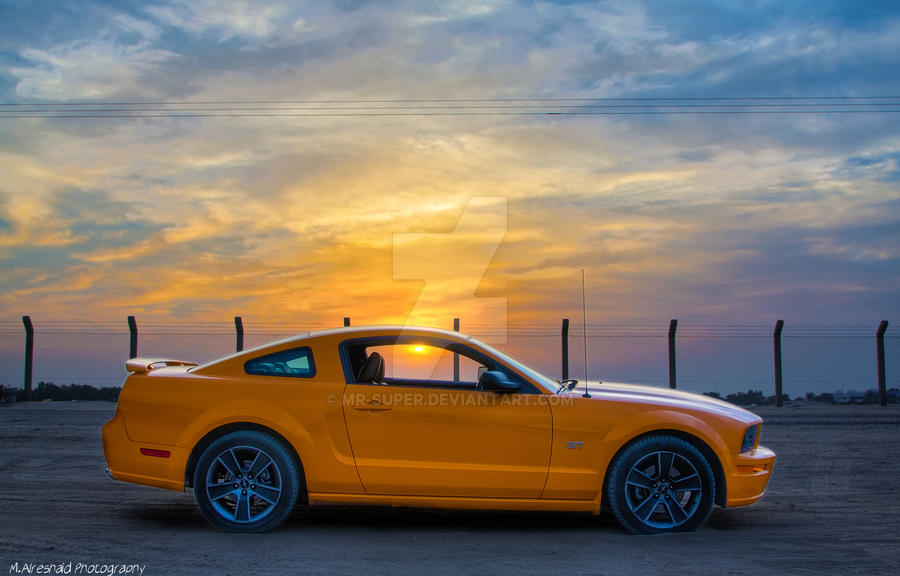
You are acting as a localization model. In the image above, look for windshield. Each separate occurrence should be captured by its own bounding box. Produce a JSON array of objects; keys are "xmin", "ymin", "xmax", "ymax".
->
[{"xmin": 467, "ymin": 336, "xmax": 560, "ymax": 394}]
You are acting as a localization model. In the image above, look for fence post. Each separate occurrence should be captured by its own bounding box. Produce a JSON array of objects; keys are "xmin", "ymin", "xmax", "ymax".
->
[
  {"xmin": 343, "ymin": 317, "xmax": 350, "ymax": 327},
  {"xmin": 128, "ymin": 315, "xmax": 138, "ymax": 359},
  {"xmin": 561, "ymin": 318, "xmax": 570, "ymax": 381},
  {"xmin": 774, "ymin": 319, "xmax": 784, "ymax": 407},
  {"xmin": 668, "ymin": 319, "xmax": 678, "ymax": 389},
  {"xmin": 23, "ymin": 316, "xmax": 34, "ymax": 402},
  {"xmin": 234, "ymin": 316, "xmax": 244, "ymax": 352},
  {"xmin": 877, "ymin": 320, "xmax": 889, "ymax": 407},
  {"xmin": 453, "ymin": 318, "xmax": 460, "ymax": 381}
]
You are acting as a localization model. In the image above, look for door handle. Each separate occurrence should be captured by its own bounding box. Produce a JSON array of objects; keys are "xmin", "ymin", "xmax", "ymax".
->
[{"xmin": 352, "ymin": 399, "xmax": 392, "ymax": 412}]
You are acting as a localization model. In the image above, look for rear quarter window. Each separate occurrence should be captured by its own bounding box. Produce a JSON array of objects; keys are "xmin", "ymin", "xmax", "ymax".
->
[{"xmin": 244, "ymin": 347, "xmax": 316, "ymax": 378}]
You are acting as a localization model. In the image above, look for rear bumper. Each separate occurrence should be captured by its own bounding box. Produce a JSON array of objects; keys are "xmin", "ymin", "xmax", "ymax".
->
[
  {"xmin": 102, "ymin": 410, "xmax": 188, "ymax": 492},
  {"xmin": 725, "ymin": 445, "xmax": 776, "ymax": 507}
]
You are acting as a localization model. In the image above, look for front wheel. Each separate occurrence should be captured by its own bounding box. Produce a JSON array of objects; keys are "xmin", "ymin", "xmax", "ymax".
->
[
  {"xmin": 193, "ymin": 430, "xmax": 300, "ymax": 533},
  {"xmin": 606, "ymin": 435, "xmax": 715, "ymax": 534}
]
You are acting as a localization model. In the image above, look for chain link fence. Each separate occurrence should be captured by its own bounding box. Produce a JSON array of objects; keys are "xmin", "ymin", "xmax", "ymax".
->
[{"xmin": 1, "ymin": 318, "xmax": 896, "ymax": 401}]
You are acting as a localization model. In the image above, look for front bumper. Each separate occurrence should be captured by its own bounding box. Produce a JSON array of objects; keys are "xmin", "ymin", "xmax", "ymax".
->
[{"xmin": 725, "ymin": 445, "xmax": 776, "ymax": 507}]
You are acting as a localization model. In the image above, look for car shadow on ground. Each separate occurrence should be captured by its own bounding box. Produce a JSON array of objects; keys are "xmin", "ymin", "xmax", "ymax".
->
[
  {"xmin": 122, "ymin": 498, "xmax": 770, "ymax": 534},
  {"xmin": 119, "ymin": 495, "xmax": 769, "ymax": 535},
  {"xmin": 287, "ymin": 504, "xmax": 622, "ymax": 533},
  {"xmin": 121, "ymin": 499, "xmax": 624, "ymax": 533}
]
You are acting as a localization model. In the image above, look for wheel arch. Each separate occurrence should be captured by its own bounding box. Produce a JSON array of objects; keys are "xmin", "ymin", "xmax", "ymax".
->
[
  {"xmin": 601, "ymin": 428, "xmax": 727, "ymax": 508},
  {"xmin": 184, "ymin": 422, "xmax": 308, "ymax": 504}
]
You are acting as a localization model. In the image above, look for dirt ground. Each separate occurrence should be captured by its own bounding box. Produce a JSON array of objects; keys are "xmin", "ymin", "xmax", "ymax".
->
[{"xmin": 1, "ymin": 401, "xmax": 899, "ymax": 576}]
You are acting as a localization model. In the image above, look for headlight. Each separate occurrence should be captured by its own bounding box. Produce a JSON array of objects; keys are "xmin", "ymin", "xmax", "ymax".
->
[{"xmin": 740, "ymin": 424, "xmax": 759, "ymax": 453}]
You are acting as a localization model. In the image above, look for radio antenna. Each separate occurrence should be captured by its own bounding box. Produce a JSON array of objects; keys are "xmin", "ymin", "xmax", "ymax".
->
[{"xmin": 581, "ymin": 269, "xmax": 591, "ymax": 398}]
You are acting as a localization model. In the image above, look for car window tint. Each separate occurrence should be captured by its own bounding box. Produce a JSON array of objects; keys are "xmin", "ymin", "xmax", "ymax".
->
[{"xmin": 245, "ymin": 347, "xmax": 316, "ymax": 378}]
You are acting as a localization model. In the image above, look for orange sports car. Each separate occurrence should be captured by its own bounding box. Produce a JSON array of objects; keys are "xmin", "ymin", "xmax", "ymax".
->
[{"xmin": 102, "ymin": 325, "xmax": 774, "ymax": 534}]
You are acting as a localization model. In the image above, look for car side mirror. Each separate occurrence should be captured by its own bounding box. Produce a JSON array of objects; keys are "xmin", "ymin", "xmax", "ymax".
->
[{"xmin": 479, "ymin": 370, "xmax": 520, "ymax": 393}]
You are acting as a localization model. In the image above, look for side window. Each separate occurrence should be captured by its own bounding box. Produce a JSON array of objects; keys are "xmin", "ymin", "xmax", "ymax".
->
[
  {"xmin": 245, "ymin": 347, "xmax": 316, "ymax": 378},
  {"xmin": 365, "ymin": 343, "xmax": 488, "ymax": 386}
]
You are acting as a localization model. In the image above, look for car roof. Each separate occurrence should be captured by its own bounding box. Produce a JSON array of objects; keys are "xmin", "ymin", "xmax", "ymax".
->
[
  {"xmin": 307, "ymin": 325, "xmax": 471, "ymax": 339},
  {"xmin": 192, "ymin": 325, "xmax": 472, "ymax": 373}
]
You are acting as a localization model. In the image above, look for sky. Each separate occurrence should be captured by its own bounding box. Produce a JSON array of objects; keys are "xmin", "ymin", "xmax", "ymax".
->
[{"xmin": 0, "ymin": 1, "xmax": 898, "ymax": 392}]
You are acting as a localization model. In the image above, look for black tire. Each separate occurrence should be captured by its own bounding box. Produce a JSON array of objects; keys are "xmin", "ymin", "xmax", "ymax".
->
[
  {"xmin": 193, "ymin": 430, "xmax": 300, "ymax": 533},
  {"xmin": 606, "ymin": 435, "xmax": 715, "ymax": 534}
]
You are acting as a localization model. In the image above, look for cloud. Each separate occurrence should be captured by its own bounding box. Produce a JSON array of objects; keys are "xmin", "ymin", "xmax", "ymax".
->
[
  {"xmin": 147, "ymin": 0, "xmax": 296, "ymax": 43},
  {"xmin": 567, "ymin": 3, "xmax": 900, "ymax": 98},
  {"xmin": 0, "ymin": 186, "xmax": 167, "ymax": 275},
  {"xmin": 840, "ymin": 151, "xmax": 900, "ymax": 182},
  {"xmin": 13, "ymin": 36, "xmax": 177, "ymax": 100},
  {"xmin": 1, "ymin": 0, "xmax": 899, "ymax": 333},
  {"xmin": 0, "ymin": 191, "xmax": 10, "ymax": 229}
]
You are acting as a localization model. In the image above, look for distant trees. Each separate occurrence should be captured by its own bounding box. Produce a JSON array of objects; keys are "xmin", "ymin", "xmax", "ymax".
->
[
  {"xmin": 723, "ymin": 389, "xmax": 768, "ymax": 406},
  {"xmin": 709, "ymin": 388, "xmax": 899, "ymax": 406},
  {"xmin": 0, "ymin": 382, "xmax": 120, "ymax": 403}
]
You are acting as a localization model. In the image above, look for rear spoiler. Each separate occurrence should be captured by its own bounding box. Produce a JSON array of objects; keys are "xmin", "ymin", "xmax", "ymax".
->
[{"xmin": 126, "ymin": 358, "xmax": 199, "ymax": 374}]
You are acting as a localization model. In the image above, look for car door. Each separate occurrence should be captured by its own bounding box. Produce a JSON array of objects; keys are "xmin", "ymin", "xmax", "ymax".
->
[{"xmin": 342, "ymin": 340, "xmax": 552, "ymax": 498}]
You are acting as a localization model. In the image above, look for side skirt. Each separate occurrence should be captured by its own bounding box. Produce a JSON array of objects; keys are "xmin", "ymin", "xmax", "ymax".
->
[{"xmin": 307, "ymin": 492, "xmax": 602, "ymax": 514}]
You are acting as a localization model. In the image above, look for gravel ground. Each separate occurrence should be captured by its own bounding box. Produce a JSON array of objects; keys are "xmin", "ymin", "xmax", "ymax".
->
[{"xmin": 1, "ymin": 401, "xmax": 899, "ymax": 575}]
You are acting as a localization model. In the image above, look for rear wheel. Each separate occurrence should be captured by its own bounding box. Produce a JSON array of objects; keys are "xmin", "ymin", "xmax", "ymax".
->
[
  {"xmin": 193, "ymin": 430, "xmax": 299, "ymax": 533},
  {"xmin": 606, "ymin": 435, "xmax": 715, "ymax": 534}
]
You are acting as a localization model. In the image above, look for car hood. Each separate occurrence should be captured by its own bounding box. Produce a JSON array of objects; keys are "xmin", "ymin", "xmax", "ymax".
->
[{"xmin": 561, "ymin": 381, "xmax": 761, "ymax": 424}]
